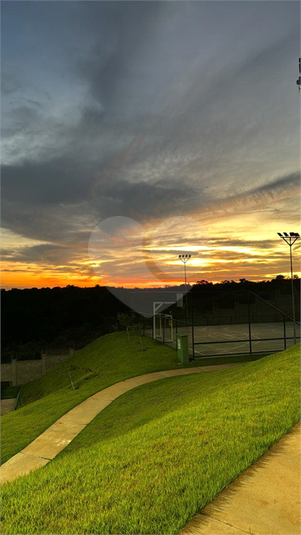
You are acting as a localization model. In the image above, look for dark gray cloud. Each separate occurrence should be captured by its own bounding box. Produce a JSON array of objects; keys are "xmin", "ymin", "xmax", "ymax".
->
[
  {"xmin": 75, "ymin": 2, "xmax": 164, "ymax": 112},
  {"xmin": 2, "ymin": 158, "xmax": 94, "ymax": 205},
  {"xmin": 92, "ymin": 177, "xmax": 205, "ymax": 221},
  {"xmin": 246, "ymin": 172, "xmax": 300, "ymax": 199},
  {"xmin": 1, "ymin": 199, "xmax": 96, "ymax": 244},
  {"xmin": 199, "ymin": 171, "xmax": 300, "ymax": 218},
  {"xmin": 1, "ymin": 244, "xmax": 69, "ymax": 264},
  {"xmin": 0, "ymin": 174, "xmax": 203, "ymax": 245},
  {"xmin": 232, "ymin": 171, "xmax": 299, "ymax": 203}
]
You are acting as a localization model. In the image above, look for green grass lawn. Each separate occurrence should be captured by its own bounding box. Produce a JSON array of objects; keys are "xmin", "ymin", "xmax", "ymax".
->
[
  {"xmin": 191, "ymin": 352, "xmax": 265, "ymax": 366},
  {"xmin": 1, "ymin": 344, "xmax": 300, "ymax": 535},
  {"xmin": 1, "ymin": 332, "xmax": 198, "ymax": 464}
]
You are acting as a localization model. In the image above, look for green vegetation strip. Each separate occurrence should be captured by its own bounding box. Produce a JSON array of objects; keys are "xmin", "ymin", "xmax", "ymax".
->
[
  {"xmin": 1, "ymin": 333, "xmax": 197, "ymax": 464},
  {"xmin": 192, "ymin": 352, "xmax": 265, "ymax": 366},
  {"xmin": 2, "ymin": 345, "xmax": 300, "ymax": 535}
]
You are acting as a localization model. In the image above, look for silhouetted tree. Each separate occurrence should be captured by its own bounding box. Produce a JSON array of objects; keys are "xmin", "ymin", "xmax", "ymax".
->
[{"xmin": 116, "ymin": 312, "xmax": 137, "ymax": 341}]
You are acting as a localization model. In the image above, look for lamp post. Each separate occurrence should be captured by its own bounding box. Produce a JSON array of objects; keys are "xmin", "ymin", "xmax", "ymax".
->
[
  {"xmin": 179, "ymin": 254, "xmax": 191, "ymax": 287},
  {"xmin": 296, "ymin": 57, "xmax": 301, "ymax": 91},
  {"xmin": 277, "ymin": 232, "xmax": 300, "ymax": 344},
  {"xmin": 179, "ymin": 254, "xmax": 192, "ymax": 322}
]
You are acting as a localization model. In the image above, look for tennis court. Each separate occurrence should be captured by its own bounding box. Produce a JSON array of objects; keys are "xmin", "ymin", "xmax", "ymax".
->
[{"xmin": 146, "ymin": 321, "xmax": 300, "ymax": 358}]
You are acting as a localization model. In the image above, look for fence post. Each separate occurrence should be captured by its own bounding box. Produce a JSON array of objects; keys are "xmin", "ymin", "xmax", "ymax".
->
[
  {"xmin": 191, "ymin": 304, "xmax": 195, "ymax": 359},
  {"xmin": 283, "ymin": 315, "xmax": 287, "ymax": 350},
  {"xmin": 163, "ymin": 315, "xmax": 165, "ymax": 344},
  {"xmin": 248, "ymin": 292, "xmax": 252, "ymax": 355}
]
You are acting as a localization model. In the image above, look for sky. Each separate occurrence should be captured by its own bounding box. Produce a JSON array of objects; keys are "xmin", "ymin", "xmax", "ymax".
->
[{"xmin": 1, "ymin": 1, "xmax": 300, "ymax": 289}]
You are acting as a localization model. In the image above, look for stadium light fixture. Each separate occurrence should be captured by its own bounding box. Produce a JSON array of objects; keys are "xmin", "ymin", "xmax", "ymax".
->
[
  {"xmin": 277, "ymin": 232, "xmax": 300, "ymax": 344},
  {"xmin": 178, "ymin": 254, "xmax": 192, "ymax": 287},
  {"xmin": 178, "ymin": 254, "xmax": 192, "ymax": 323}
]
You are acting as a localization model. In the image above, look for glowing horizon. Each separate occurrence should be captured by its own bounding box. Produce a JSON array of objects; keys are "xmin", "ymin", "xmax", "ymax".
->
[{"xmin": 2, "ymin": 222, "xmax": 300, "ymax": 290}]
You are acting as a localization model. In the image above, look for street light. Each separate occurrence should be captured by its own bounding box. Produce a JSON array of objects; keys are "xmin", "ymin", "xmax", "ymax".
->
[
  {"xmin": 296, "ymin": 57, "xmax": 301, "ymax": 91},
  {"xmin": 179, "ymin": 254, "xmax": 192, "ymax": 322},
  {"xmin": 277, "ymin": 232, "xmax": 300, "ymax": 344},
  {"xmin": 178, "ymin": 254, "xmax": 192, "ymax": 287}
]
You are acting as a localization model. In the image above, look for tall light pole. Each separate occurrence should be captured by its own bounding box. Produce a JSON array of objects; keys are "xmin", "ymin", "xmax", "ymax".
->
[
  {"xmin": 179, "ymin": 254, "xmax": 192, "ymax": 322},
  {"xmin": 179, "ymin": 254, "xmax": 192, "ymax": 287},
  {"xmin": 277, "ymin": 232, "xmax": 300, "ymax": 344},
  {"xmin": 296, "ymin": 57, "xmax": 301, "ymax": 91}
]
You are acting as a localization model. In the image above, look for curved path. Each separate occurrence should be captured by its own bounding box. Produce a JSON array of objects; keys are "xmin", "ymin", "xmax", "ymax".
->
[{"xmin": 1, "ymin": 363, "xmax": 237, "ymax": 484}]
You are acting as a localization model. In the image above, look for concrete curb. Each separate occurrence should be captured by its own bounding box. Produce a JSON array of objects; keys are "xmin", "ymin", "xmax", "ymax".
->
[
  {"xmin": 180, "ymin": 421, "xmax": 301, "ymax": 535},
  {"xmin": 13, "ymin": 385, "xmax": 23, "ymax": 411}
]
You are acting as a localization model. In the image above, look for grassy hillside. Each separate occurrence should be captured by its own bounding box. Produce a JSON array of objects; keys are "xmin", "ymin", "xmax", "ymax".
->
[
  {"xmin": 18, "ymin": 332, "xmax": 179, "ymax": 406},
  {"xmin": 1, "ymin": 332, "xmax": 194, "ymax": 464},
  {"xmin": 2, "ymin": 345, "xmax": 300, "ymax": 535}
]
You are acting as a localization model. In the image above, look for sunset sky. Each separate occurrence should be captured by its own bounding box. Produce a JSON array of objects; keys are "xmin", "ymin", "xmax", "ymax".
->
[{"xmin": 1, "ymin": 1, "xmax": 300, "ymax": 289}]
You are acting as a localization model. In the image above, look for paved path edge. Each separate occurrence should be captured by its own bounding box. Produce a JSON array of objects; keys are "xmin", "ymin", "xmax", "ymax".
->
[{"xmin": 180, "ymin": 421, "xmax": 301, "ymax": 535}]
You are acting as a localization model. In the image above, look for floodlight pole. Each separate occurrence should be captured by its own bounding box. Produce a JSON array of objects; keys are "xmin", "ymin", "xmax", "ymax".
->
[
  {"xmin": 296, "ymin": 57, "xmax": 301, "ymax": 91},
  {"xmin": 277, "ymin": 233, "xmax": 300, "ymax": 344},
  {"xmin": 179, "ymin": 254, "xmax": 191, "ymax": 287},
  {"xmin": 179, "ymin": 254, "xmax": 192, "ymax": 322}
]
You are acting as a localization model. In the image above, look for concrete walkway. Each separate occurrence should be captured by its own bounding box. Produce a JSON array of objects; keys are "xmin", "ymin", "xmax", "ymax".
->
[
  {"xmin": 181, "ymin": 421, "xmax": 300, "ymax": 535},
  {"xmin": 0, "ymin": 364, "xmax": 238, "ymax": 484}
]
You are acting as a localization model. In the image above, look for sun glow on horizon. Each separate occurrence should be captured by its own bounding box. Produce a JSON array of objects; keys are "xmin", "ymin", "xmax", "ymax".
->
[{"xmin": 2, "ymin": 210, "xmax": 300, "ymax": 290}]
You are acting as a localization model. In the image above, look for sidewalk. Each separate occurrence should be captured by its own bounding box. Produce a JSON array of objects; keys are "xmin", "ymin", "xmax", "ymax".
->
[
  {"xmin": 181, "ymin": 421, "xmax": 300, "ymax": 535},
  {"xmin": 0, "ymin": 363, "xmax": 238, "ymax": 484}
]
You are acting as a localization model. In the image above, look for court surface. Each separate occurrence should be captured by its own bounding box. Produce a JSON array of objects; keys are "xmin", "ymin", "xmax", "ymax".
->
[{"xmin": 147, "ymin": 322, "xmax": 300, "ymax": 357}]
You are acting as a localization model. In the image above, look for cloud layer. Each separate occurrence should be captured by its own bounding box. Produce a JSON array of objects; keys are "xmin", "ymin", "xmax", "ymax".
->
[{"xmin": 1, "ymin": 1, "xmax": 300, "ymax": 287}]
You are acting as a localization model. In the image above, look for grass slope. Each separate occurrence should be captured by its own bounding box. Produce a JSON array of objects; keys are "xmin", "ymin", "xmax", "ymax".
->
[
  {"xmin": 2, "ymin": 345, "xmax": 300, "ymax": 535},
  {"xmin": 1, "ymin": 332, "xmax": 194, "ymax": 464}
]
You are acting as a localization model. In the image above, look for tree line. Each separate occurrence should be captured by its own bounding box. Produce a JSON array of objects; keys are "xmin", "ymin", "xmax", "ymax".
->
[{"xmin": 1, "ymin": 277, "xmax": 299, "ymax": 360}]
